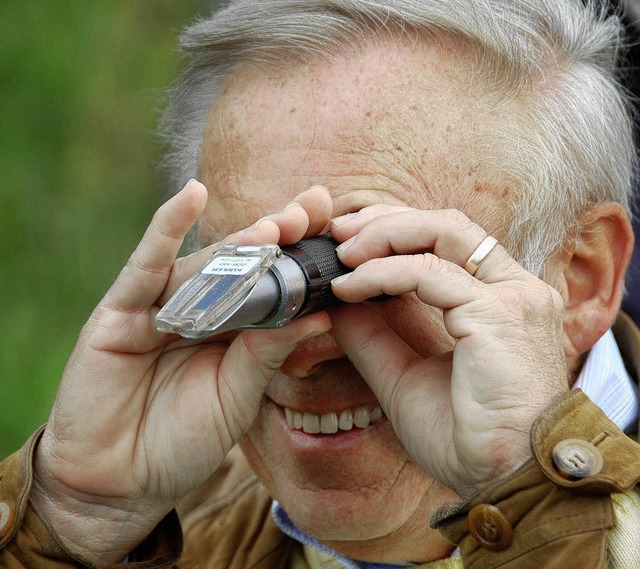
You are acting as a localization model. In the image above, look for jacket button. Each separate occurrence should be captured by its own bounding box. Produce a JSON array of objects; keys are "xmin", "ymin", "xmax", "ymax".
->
[
  {"xmin": 552, "ymin": 438, "xmax": 603, "ymax": 479},
  {"xmin": 0, "ymin": 502, "xmax": 13, "ymax": 538},
  {"xmin": 468, "ymin": 504, "xmax": 513, "ymax": 551}
]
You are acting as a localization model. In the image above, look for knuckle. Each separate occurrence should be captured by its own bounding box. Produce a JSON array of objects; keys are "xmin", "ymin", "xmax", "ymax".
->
[
  {"xmin": 363, "ymin": 257, "xmax": 387, "ymax": 273},
  {"xmin": 128, "ymin": 250, "xmax": 166, "ymax": 277},
  {"xmin": 497, "ymin": 279, "xmax": 564, "ymax": 325},
  {"xmin": 415, "ymin": 253, "xmax": 454, "ymax": 292},
  {"xmin": 548, "ymin": 287, "xmax": 565, "ymax": 313},
  {"xmin": 542, "ymin": 285, "xmax": 566, "ymax": 320},
  {"xmin": 351, "ymin": 318, "xmax": 389, "ymax": 356},
  {"xmin": 241, "ymin": 330, "xmax": 292, "ymax": 372},
  {"xmin": 497, "ymin": 287, "xmax": 524, "ymax": 315},
  {"xmin": 240, "ymin": 331, "xmax": 265, "ymax": 362},
  {"xmin": 150, "ymin": 208, "xmax": 183, "ymax": 241},
  {"xmin": 419, "ymin": 253, "xmax": 442, "ymax": 273},
  {"xmin": 443, "ymin": 209, "xmax": 472, "ymax": 229}
]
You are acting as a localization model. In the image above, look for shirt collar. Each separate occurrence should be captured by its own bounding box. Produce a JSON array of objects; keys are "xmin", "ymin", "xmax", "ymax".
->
[
  {"xmin": 573, "ymin": 329, "xmax": 638, "ymax": 432},
  {"xmin": 271, "ymin": 502, "xmax": 417, "ymax": 568}
]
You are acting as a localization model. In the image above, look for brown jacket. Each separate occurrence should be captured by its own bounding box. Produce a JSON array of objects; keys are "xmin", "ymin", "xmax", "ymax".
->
[{"xmin": 1, "ymin": 314, "xmax": 640, "ymax": 568}]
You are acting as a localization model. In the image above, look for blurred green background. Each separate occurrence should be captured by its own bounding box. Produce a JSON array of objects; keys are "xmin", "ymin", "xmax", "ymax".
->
[{"xmin": 1, "ymin": 1, "xmax": 208, "ymax": 458}]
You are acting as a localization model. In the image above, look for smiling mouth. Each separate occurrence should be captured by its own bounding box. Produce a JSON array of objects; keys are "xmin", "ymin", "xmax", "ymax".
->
[{"xmin": 283, "ymin": 405, "xmax": 385, "ymax": 435}]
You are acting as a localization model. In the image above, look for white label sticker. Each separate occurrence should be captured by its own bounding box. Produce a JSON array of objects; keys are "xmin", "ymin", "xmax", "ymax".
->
[{"xmin": 202, "ymin": 255, "xmax": 261, "ymax": 275}]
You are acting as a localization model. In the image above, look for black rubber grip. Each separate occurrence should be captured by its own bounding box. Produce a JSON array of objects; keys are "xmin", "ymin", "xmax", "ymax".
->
[{"xmin": 283, "ymin": 234, "xmax": 350, "ymax": 312}]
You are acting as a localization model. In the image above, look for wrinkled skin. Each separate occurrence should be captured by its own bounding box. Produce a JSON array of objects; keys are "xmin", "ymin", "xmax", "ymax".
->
[
  {"xmin": 31, "ymin": 38, "xmax": 632, "ymax": 565},
  {"xmin": 196, "ymin": 40, "xmax": 571, "ymax": 562}
]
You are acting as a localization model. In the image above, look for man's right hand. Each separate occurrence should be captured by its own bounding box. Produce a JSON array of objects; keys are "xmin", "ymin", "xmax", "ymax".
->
[{"xmin": 31, "ymin": 181, "xmax": 332, "ymax": 564}]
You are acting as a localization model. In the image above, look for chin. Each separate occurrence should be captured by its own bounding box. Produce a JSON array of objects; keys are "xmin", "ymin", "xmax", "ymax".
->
[
  {"xmin": 239, "ymin": 401, "xmax": 453, "ymax": 545},
  {"xmin": 274, "ymin": 465, "xmax": 437, "ymax": 543}
]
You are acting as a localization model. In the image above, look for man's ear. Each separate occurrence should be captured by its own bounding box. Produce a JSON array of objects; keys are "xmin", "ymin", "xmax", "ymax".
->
[{"xmin": 559, "ymin": 202, "xmax": 634, "ymax": 359}]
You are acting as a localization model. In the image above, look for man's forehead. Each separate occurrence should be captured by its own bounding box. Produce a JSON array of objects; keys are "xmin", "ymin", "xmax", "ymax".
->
[
  {"xmin": 203, "ymin": 38, "xmax": 482, "ymax": 149},
  {"xmin": 197, "ymin": 38, "xmax": 510, "ymax": 237}
]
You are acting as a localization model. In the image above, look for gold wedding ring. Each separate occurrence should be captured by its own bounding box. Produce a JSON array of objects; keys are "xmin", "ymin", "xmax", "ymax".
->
[{"xmin": 464, "ymin": 236, "xmax": 498, "ymax": 276}]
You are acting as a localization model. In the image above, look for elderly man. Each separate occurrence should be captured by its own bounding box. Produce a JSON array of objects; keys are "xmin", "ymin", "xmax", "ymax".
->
[{"xmin": 1, "ymin": 0, "xmax": 639, "ymax": 567}]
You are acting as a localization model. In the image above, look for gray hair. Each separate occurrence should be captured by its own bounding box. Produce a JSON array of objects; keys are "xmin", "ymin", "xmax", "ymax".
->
[{"xmin": 161, "ymin": 0, "xmax": 636, "ymax": 275}]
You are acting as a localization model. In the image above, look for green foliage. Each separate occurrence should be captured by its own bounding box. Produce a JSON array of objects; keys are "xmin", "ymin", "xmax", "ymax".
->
[{"xmin": 0, "ymin": 0, "xmax": 207, "ymax": 458}]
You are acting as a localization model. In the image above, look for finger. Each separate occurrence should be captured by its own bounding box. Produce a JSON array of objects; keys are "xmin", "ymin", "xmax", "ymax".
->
[
  {"xmin": 162, "ymin": 217, "xmax": 286, "ymax": 305},
  {"xmin": 330, "ymin": 204, "xmax": 413, "ymax": 241},
  {"xmin": 103, "ymin": 180, "xmax": 208, "ymax": 312},
  {"xmin": 331, "ymin": 304, "xmax": 458, "ymax": 484},
  {"xmin": 292, "ymin": 185, "xmax": 333, "ymax": 238},
  {"xmin": 332, "ymin": 253, "xmax": 485, "ymax": 311},
  {"xmin": 217, "ymin": 312, "xmax": 332, "ymax": 427},
  {"xmin": 252, "ymin": 203, "xmax": 311, "ymax": 245},
  {"xmin": 331, "ymin": 253, "xmax": 555, "ymax": 344},
  {"xmin": 250, "ymin": 185, "xmax": 333, "ymax": 244},
  {"xmin": 335, "ymin": 209, "xmax": 515, "ymax": 282},
  {"xmin": 161, "ymin": 187, "xmax": 333, "ymax": 304},
  {"xmin": 329, "ymin": 304, "xmax": 447, "ymax": 411}
]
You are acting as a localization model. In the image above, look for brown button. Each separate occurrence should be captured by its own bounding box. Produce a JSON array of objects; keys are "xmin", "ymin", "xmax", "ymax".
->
[
  {"xmin": 0, "ymin": 502, "xmax": 13, "ymax": 538},
  {"xmin": 468, "ymin": 504, "xmax": 513, "ymax": 551},
  {"xmin": 552, "ymin": 438, "xmax": 603, "ymax": 479}
]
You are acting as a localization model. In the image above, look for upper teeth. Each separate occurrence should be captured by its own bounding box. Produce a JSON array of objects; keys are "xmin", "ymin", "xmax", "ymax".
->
[{"xmin": 284, "ymin": 406, "xmax": 384, "ymax": 435}]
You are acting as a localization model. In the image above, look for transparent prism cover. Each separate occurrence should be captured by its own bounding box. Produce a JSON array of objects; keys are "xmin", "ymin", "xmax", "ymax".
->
[{"xmin": 155, "ymin": 243, "xmax": 281, "ymax": 338}]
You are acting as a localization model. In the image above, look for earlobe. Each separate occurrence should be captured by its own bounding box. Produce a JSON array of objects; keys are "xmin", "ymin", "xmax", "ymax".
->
[{"xmin": 561, "ymin": 202, "xmax": 634, "ymax": 359}]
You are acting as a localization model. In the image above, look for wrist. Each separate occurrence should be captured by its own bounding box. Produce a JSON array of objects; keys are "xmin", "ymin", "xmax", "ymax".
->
[
  {"xmin": 31, "ymin": 450, "xmax": 171, "ymax": 565},
  {"xmin": 450, "ymin": 433, "xmax": 533, "ymax": 500}
]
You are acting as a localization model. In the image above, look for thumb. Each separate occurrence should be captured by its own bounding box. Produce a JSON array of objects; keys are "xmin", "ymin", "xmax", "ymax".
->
[{"xmin": 218, "ymin": 312, "xmax": 333, "ymax": 417}]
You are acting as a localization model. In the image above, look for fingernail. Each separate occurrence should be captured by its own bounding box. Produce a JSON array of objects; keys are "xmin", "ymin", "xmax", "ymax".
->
[
  {"xmin": 336, "ymin": 235, "xmax": 356, "ymax": 255},
  {"xmin": 331, "ymin": 212, "xmax": 357, "ymax": 227},
  {"xmin": 331, "ymin": 273, "xmax": 352, "ymax": 286}
]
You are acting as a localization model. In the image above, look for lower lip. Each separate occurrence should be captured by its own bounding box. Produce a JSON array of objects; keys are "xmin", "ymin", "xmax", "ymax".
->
[{"xmin": 267, "ymin": 399, "xmax": 388, "ymax": 453}]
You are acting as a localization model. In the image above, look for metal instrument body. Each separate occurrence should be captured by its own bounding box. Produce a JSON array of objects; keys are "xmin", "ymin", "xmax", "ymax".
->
[{"xmin": 156, "ymin": 235, "xmax": 349, "ymax": 338}]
